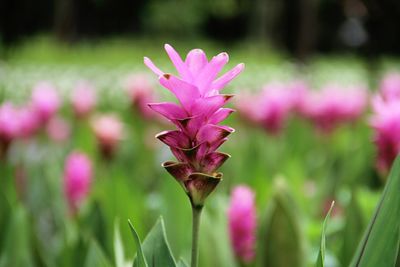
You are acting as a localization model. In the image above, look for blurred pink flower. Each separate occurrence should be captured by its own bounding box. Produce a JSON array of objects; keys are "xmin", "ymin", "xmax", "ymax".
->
[
  {"xmin": 124, "ymin": 74, "xmax": 155, "ymax": 119},
  {"xmin": 0, "ymin": 102, "xmax": 21, "ymax": 143},
  {"xmin": 228, "ymin": 185, "xmax": 257, "ymax": 264},
  {"xmin": 31, "ymin": 82, "xmax": 60, "ymax": 123},
  {"xmin": 145, "ymin": 44, "xmax": 244, "ymax": 206},
  {"xmin": 46, "ymin": 116, "xmax": 71, "ymax": 143},
  {"xmin": 71, "ymin": 81, "xmax": 97, "ymax": 118},
  {"xmin": 237, "ymin": 83, "xmax": 294, "ymax": 134},
  {"xmin": 64, "ymin": 151, "xmax": 93, "ymax": 214},
  {"xmin": 91, "ymin": 114, "xmax": 124, "ymax": 159},
  {"xmin": 302, "ymin": 84, "xmax": 368, "ymax": 133},
  {"xmin": 370, "ymin": 95, "xmax": 400, "ymax": 175},
  {"xmin": 18, "ymin": 105, "xmax": 41, "ymax": 139},
  {"xmin": 379, "ymin": 73, "xmax": 400, "ymax": 102}
]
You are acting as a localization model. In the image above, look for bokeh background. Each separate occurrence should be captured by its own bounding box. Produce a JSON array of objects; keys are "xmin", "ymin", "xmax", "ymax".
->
[{"xmin": 1, "ymin": 1, "xmax": 400, "ymax": 267}]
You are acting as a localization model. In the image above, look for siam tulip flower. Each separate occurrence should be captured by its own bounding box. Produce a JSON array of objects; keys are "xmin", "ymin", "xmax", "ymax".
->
[
  {"xmin": 369, "ymin": 95, "xmax": 400, "ymax": 175},
  {"xmin": 124, "ymin": 74, "xmax": 156, "ymax": 119},
  {"xmin": 145, "ymin": 44, "xmax": 244, "ymax": 267},
  {"xmin": 90, "ymin": 114, "xmax": 124, "ymax": 159},
  {"xmin": 228, "ymin": 185, "xmax": 257, "ymax": 264},
  {"xmin": 31, "ymin": 82, "xmax": 60, "ymax": 124},
  {"xmin": 64, "ymin": 151, "xmax": 93, "ymax": 215},
  {"xmin": 71, "ymin": 81, "xmax": 97, "ymax": 118},
  {"xmin": 0, "ymin": 102, "xmax": 21, "ymax": 159},
  {"xmin": 46, "ymin": 116, "xmax": 71, "ymax": 143},
  {"xmin": 17, "ymin": 105, "xmax": 41, "ymax": 139},
  {"xmin": 302, "ymin": 84, "xmax": 368, "ymax": 133},
  {"xmin": 236, "ymin": 83, "xmax": 294, "ymax": 135},
  {"xmin": 288, "ymin": 80, "xmax": 309, "ymax": 114},
  {"xmin": 145, "ymin": 44, "xmax": 244, "ymax": 207},
  {"xmin": 379, "ymin": 73, "xmax": 400, "ymax": 102}
]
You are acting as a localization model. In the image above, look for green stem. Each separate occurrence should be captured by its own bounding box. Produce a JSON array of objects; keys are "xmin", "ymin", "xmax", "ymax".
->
[{"xmin": 191, "ymin": 205, "xmax": 203, "ymax": 267}]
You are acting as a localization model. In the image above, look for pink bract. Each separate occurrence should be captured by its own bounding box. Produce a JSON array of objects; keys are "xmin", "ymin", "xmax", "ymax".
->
[
  {"xmin": 64, "ymin": 151, "xmax": 92, "ymax": 214},
  {"xmin": 124, "ymin": 74, "xmax": 156, "ymax": 119},
  {"xmin": 145, "ymin": 44, "xmax": 244, "ymax": 206},
  {"xmin": 71, "ymin": 81, "xmax": 97, "ymax": 118},
  {"xmin": 31, "ymin": 82, "xmax": 60, "ymax": 123},
  {"xmin": 228, "ymin": 185, "xmax": 257, "ymax": 264}
]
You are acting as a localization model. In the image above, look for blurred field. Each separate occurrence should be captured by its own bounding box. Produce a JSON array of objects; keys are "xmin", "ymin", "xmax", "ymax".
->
[{"xmin": 1, "ymin": 36, "xmax": 400, "ymax": 267}]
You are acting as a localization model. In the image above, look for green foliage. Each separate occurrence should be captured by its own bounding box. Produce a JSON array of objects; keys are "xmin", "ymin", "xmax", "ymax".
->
[
  {"xmin": 261, "ymin": 179, "xmax": 305, "ymax": 267},
  {"xmin": 131, "ymin": 217, "xmax": 176, "ymax": 267},
  {"xmin": 350, "ymin": 156, "xmax": 400, "ymax": 267},
  {"xmin": 316, "ymin": 201, "xmax": 334, "ymax": 267},
  {"xmin": 84, "ymin": 240, "xmax": 113, "ymax": 267}
]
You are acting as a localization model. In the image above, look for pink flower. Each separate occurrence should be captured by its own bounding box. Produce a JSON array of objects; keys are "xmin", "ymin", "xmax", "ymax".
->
[
  {"xmin": 0, "ymin": 102, "xmax": 21, "ymax": 143},
  {"xmin": 46, "ymin": 116, "xmax": 71, "ymax": 143},
  {"xmin": 31, "ymin": 82, "xmax": 60, "ymax": 123},
  {"xmin": 90, "ymin": 114, "xmax": 124, "ymax": 159},
  {"xmin": 64, "ymin": 151, "xmax": 93, "ymax": 214},
  {"xmin": 237, "ymin": 83, "xmax": 294, "ymax": 134},
  {"xmin": 228, "ymin": 185, "xmax": 256, "ymax": 264},
  {"xmin": 18, "ymin": 105, "xmax": 40, "ymax": 139},
  {"xmin": 302, "ymin": 84, "xmax": 368, "ymax": 133},
  {"xmin": 379, "ymin": 73, "xmax": 400, "ymax": 102},
  {"xmin": 71, "ymin": 81, "xmax": 97, "ymax": 118},
  {"xmin": 124, "ymin": 74, "xmax": 156, "ymax": 119},
  {"xmin": 145, "ymin": 44, "xmax": 244, "ymax": 206},
  {"xmin": 370, "ymin": 95, "xmax": 400, "ymax": 175}
]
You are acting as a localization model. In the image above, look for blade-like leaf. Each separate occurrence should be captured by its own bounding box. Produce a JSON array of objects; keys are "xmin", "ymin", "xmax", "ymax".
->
[
  {"xmin": 128, "ymin": 220, "xmax": 148, "ymax": 267},
  {"xmin": 137, "ymin": 217, "xmax": 176, "ymax": 267},
  {"xmin": 84, "ymin": 240, "xmax": 112, "ymax": 267},
  {"xmin": 316, "ymin": 201, "xmax": 335, "ymax": 267},
  {"xmin": 115, "ymin": 220, "xmax": 130, "ymax": 267},
  {"xmin": 350, "ymin": 156, "xmax": 400, "ymax": 267},
  {"xmin": 261, "ymin": 179, "xmax": 305, "ymax": 267},
  {"xmin": 176, "ymin": 258, "xmax": 189, "ymax": 267}
]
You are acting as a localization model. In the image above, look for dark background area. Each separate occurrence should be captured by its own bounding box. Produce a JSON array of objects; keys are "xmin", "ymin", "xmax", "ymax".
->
[{"xmin": 1, "ymin": 0, "xmax": 400, "ymax": 59}]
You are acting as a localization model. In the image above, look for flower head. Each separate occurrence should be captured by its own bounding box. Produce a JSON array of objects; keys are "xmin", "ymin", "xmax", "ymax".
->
[
  {"xmin": 237, "ymin": 83, "xmax": 294, "ymax": 135},
  {"xmin": 124, "ymin": 74, "xmax": 156, "ymax": 119},
  {"xmin": 64, "ymin": 151, "xmax": 92, "ymax": 214},
  {"xmin": 18, "ymin": 105, "xmax": 40, "ymax": 139},
  {"xmin": 228, "ymin": 185, "xmax": 257, "ymax": 264},
  {"xmin": 31, "ymin": 82, "xmax": 60, "ymax": 123},
  {"xmin": 0, "ymin": 102, "xmax": 21, "ymax": 143},
  {"xmin": 71, "ymin": 81, "xmax": 97, "ymax": 118},
  {"xmin": 302, "ymin": 84, "xmax": 368, "ymax": 133},
  {"xmin": 370, "ymin": 95, "xmax": 400, "ymax": 175},
  {"xmin": 379, "ymin": 73, "xmax": 400, "ymax": 102},
  {"xmin": 145, "ymin": 44, "xmax": 244, "ymax": 207},
  {"xmin": 90, "ymin": 114, "xmax": 124, "ymax": 159}
]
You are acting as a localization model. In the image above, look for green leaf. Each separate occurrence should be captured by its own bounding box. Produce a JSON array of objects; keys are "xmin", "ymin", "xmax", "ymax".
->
[
  {"xmin": 0, "ymin": 205, "xmax": 34, "ymax": 267},
  {"xmin": 128, "ymin": 220, "xmax": 148, "ymax": 267},
  {"xmin": 115, "ymin": 220, "xmax": 130, "ymax": 267},
  {"xmin": 341, "ymin": 193, "xmax": 364, "ymax": 266},
  {"xmin": 261, "ymin": 179, "xmax": 305, "ymax": 267},
  {"xmin": 350, "ymin": 156, "xmax": 400, "ymax": 267},
  {"xmin": 316, "ymin": 201, "xmax": 335, "ymax": 267},
  {"xmin": 132, "ymin": 217, "xmax": 176, "ymax": 267},
  {"xmin": 176, "ymin": 258, "xmax": 189, "ymax": 267},
  {"xmin": 84, "ymin": 240, "xmax": 113, "ymax": 267}
]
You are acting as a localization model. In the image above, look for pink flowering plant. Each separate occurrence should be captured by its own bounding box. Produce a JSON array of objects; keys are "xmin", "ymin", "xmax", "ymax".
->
[{"xmin": 141, "ymin": 44, "xmax": 244, "ymax": 267}]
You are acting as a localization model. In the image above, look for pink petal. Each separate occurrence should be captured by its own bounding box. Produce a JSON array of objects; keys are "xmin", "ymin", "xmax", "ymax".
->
[
  {"xmin": 156, "ymin": 130, "xmax": 191, "ymax": 149},
  {"xmin": 148, "ymin": 102, "xmax": 186, "ymax": 120},
  {"xmin": 197, "ymin": 124, "xmax": 234, "ymax": 144},
  {"xmin": 185, "ymin": 49, "xmax": 208, "ymax": 75},
  {"xmin": 164, "ymin": 44, "xmax": 193, "ymax": 81},
  {"xmin": 195, "ymin": 52, "xmax": 229, "ymax": 95},
  {"xmin": 162, "ymin": 161, "xmax": 193, "ymax": 182},
  {"xmin": 159, "ymin": 74, "xmax": 200, "ymax": 111},
  {"xmin": 173, "ymin": 115, "xmax": 203, "ymax": 139},
  {"xmin": 212, "ymin": 63, "xmax": 245, "ymax": 91},
  {"xmin": 144, "ymin": 57, "xmax": 163, "ymax": 76},
  {"xmin": 201, "ymin": 152, "xmax": 230, "ymax": 173},
  {"xmin": 209, "ymin": 108, "xmax": 235, "ymax": 124},
  {"xmin": 191, "ymin": 95, "xmax": 234, "ymax": 118}
]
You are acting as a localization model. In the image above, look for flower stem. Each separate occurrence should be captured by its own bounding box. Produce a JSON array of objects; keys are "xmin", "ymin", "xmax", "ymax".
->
[{"xmin": 191, "ymin": 205, "xmax": 203, "ymax": 267}]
